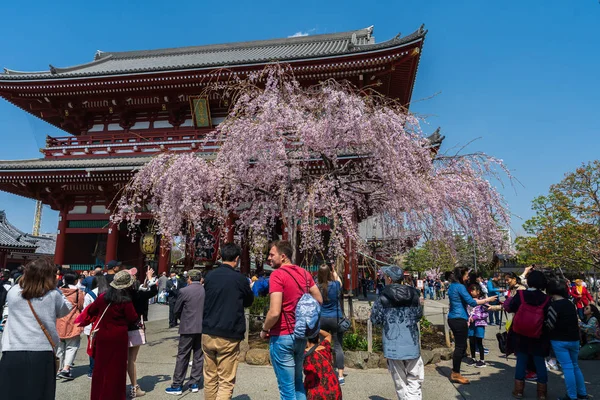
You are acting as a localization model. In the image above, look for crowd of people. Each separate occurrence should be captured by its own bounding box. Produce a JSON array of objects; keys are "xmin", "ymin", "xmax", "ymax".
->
[
  {"xmin": 443, "ymin": 265, "xmax": 599, "ymax": 400},
  {"xmin": 0, "ymin": 249, "xmax": 599, "ymax": 400}
]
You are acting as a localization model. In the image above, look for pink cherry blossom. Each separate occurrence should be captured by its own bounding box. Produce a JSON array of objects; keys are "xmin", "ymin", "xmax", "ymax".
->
[{"xmin": 111, "ymin": 65, "xmax": 511, "ymax": 261}]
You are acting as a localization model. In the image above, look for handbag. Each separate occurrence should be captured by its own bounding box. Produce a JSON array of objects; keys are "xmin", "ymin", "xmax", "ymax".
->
[
  {"xmin": 128, "ymin": 318, "xmax": 147, "ymax": 347},
  {"xmin": 495, "ymin": 309, "xmax": 507, "ymax": 355},
  {"xmin": 27, "ymin": 299, "xmax": 60, "ymax": 372}
]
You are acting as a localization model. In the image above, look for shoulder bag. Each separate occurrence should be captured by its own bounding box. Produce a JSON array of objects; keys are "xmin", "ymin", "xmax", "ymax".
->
[
  {"xmin": 128, "ymin": 317, "xmax": 147, "ymax": 347},
  {"xmin": 27, "ymin": 299, "xmax": 60, "ymax": 372},
  {"xmin": 89, "ymin": 302, "xmax": 111, "ymax": 350},
  {"xmin": 335, "ymin": 282, "xmax": 351, "ymax": 333}
]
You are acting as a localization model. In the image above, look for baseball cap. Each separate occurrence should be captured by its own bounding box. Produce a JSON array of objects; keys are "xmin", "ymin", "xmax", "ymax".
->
[
  {"xmin": 107, "ymin": 260, "xmax": 122, "ymax": 269},
  {"xmin": 187, "ymin": 269, "xmax": 202, "ymax": 280},
  {"xmin": 380, "ymin": 266, "xmax": 404, "ymax": 282}
]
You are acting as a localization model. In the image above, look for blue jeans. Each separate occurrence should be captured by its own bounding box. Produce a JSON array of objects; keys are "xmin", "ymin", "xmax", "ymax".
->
[
  {"xmin": 515, "ymin": 352, "xmax": 547, "ymax": 383},
  {"xmin": 88, "ymin": 356, "xmax": 94, "ymax": 375},
  {"xmin": 428, "ymin": 287, "xmax": 434, "ymax": 300},
  {"xmin": 551, "ymin": 340, "xmax": 587, "ymax": 399},
  {"xmin": 269, "ymin": 335, "xmax": 307, "ymax": 400}
]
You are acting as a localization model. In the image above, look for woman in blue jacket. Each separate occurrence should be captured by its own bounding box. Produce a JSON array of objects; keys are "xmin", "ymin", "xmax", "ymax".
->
[{"xmin": 445, "ymin": 267, "xmax": 497, "ymax": 385}]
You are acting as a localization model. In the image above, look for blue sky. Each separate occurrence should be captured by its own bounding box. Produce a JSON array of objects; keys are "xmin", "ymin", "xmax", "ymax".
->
[{"xmin": 0, "ymin": 0, "xmax": 598, "ymax": 238}]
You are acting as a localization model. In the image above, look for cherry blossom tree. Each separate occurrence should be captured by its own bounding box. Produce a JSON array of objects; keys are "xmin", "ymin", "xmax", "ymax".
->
[{"xmin": 111, "ymin": 66, "xmax": 511, "ymax": 263}]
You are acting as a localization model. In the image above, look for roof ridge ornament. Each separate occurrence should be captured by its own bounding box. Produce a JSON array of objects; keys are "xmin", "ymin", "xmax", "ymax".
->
[
  {"xmin": 95, "ymin": 50, "xmax": 104, "ymax": 60},
  {"xmin": 49, "ymin": 65, "xmax": 57, "ymax": 75}
]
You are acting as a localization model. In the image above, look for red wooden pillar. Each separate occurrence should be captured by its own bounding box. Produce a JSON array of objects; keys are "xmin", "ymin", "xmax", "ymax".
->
[
  {"xmin": 158, "ymin": 237, "xmax": 171, "ymax": 275},
  {"xmin": 281, "ymin": 219, "xmax": 289, "ymax": 241},
  {"xmin": 240, "ymin": 230, "xmax": 250, "ymax": 274},
  {"xmin": 343, "ymin": 239, "xmax": 358, "ymax": 293},
  {"xmin": 0, "ymin": 251, "xmax": 6, "ymax": 269},
  {"xmin": 54, "ymin": 209, "xmax": 68, "ymax": 266},
  {"xmin": 225, "ymin": 215, "xmax": 235, "ymax": 243},
  {"xmin": 105, "ymin": 222, "xmax": 119, "ymax": 264}
]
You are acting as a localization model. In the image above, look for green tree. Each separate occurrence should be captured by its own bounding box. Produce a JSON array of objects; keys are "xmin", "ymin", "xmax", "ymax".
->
[
  {"xmin": 518, "ymin": 161, "xmax": 600, "ymax": 272},
  {"xmin": 404, "ymin": 235, "xmax": 494, "ymax": 274}
]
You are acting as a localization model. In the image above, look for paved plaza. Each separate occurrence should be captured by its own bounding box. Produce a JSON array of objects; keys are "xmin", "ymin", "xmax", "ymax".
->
[{"xmin": 2, "ymin": 300, "xmax": 600, "ymax": 399}]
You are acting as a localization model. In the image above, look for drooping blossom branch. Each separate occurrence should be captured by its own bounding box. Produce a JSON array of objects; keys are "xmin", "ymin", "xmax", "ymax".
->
[{"xmin": 111, "ymin": 65, "xmax": 511, "ymax": 262}]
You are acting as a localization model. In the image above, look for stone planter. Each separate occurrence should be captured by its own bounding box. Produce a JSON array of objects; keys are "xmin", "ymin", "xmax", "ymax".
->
[{"xmin": 245, "ymin": 349, "xmax": 270, "ymax": 365}]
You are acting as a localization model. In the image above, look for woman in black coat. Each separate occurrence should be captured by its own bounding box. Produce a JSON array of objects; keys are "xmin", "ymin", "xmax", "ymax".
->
[{"xmin": 127, "ymin": 268, "xmax": 159, "ymax": 398}]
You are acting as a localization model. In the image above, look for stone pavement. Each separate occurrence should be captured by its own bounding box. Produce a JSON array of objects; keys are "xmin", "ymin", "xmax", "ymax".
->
[{"xmin": 3, "ymin": 301, "xmax": 600, "ymax": 399}]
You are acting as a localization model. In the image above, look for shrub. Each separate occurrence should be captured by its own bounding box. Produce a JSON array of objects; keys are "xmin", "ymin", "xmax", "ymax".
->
[
  {"xmin": 343, "ymin": 332, "xmax": 369, "ymax": 351},
  {"xmin": 248, "ymin": 296, "xmax": 270, "ymax": 316}
]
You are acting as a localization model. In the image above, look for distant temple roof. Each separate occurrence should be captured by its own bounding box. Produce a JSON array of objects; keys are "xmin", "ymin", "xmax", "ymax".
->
[
  {"xmin": 0, "ymin": 25, "xmax": 426, "ymax": 80},
  {"xmin": 0, "ymin": 156, "xmax": 153, "ymax": 171},
  {"xmin": 0, "ymin": 210, "xmax": 56, "ymax": 254}
]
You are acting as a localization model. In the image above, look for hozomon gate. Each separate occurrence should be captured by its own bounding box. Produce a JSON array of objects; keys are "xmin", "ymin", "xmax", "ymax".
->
[{"xmin": 0, "ymin": 25, "xmax": 426, "ymax": 286}]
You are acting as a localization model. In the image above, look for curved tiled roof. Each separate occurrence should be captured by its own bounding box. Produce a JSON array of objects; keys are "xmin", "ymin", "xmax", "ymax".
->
[
  {"xmin": 0, "ymin": 210, "xmax": 37, "ymax": 248},
  {"xmin": 0, "ymin": 211, "xmax": 56, "ymax": 253},
  {"xmin": 0, "ymin": 156, "xmax": 153, "ymax": 170},
  {"xmin": 0, "ymin": 25, "xmax": 426, "ymax": 80}
]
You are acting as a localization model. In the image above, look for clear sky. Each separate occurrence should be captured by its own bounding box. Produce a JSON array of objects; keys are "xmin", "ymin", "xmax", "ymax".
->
[{"xmin": 0, "ymin": 0, "xmax": 598, "ymax": 238}]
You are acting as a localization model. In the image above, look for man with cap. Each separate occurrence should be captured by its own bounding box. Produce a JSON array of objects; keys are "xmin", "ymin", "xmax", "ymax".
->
[
  {"xmin": 165, "ymin": 269, "xmax": 205, "ymax": 395},
  {"xmin": 371, "ymin": 266, "xmax": 424, "ymax": 400},
  {"xmin": 104, "ymin": 260, "xmax": 122, "ymax": 284}
]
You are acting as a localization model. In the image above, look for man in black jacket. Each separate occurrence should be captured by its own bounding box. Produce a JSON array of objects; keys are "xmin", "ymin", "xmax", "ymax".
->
[
  {"xmin": 202, "ymin": 243, "xmax": 254, "ymax": 400},
  {"xmin": 166, "ymin": 270, "xmax": 186, "ymax": 328}
]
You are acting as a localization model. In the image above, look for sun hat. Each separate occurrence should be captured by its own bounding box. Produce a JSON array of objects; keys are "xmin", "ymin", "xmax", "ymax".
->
[{"xmin": 110, "ymin": 270, "xmax": 135, "ymax": 290}]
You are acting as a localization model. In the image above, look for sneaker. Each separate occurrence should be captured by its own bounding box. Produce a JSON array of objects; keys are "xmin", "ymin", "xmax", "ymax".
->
[
  {"xmin": 577, "ymin": 395, "xmax": 590, "ymax": 400},
  {"xmin": 525, "ymin": 372, "xmax": 537, "ymax": 382},
  {"xmin": 483, "ymin": 347, "xmax": 490, "ymax": 355},
  {"xmin": 57, "ymin": 370, "xmax": 74, "ymax": 380},
  {"xmin": 165, "ymin": 386, "xmax": 183, "ymax": 395},
  {"xmin": 546, "ymin": 359, "xmax": 559, "ymax": 371},
  {"xmin": 465, "ymin": 358, "xmax": 476, "ymax": 367},
  {"xmin": 87, "ymin": 373, "xmax": 93, "ymax": 380},
  {"xmin": 475, "ymin": 360, "xmax": 486, "ymax": 368},
  {"xmin": 189, "ymin": 384, "xmax": 199, "ymax": 393},
  {"xmin": 338, "ymin": 377, "xmax": 345, "ymax": 385},
  {"xmin": 557, "ymin": 396, "xmax": 576, "ymax": 400}
]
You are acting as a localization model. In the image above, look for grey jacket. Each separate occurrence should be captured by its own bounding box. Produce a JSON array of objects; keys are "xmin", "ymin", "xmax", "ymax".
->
[
  {"xmin": 2, "ymin": 287, "xmax": 71, "ymax": 352},
  {"xmin": 370, "ymin": 283, "xmax": 423, "ymax": 360},
  {"xmin": 174, "ymin": 282, "xmax": 205, "ymax": 335}
]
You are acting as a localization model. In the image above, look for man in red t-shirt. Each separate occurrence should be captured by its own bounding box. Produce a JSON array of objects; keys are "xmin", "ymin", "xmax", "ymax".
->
[{"xmin": 261, "ymin": 240, "xmax": 322, "ymax": 400}]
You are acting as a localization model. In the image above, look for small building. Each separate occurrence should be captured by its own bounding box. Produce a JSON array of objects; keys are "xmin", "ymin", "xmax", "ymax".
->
[{"xmin": 0, "ymin": 211, "xmax": 56, "ymax": 270}]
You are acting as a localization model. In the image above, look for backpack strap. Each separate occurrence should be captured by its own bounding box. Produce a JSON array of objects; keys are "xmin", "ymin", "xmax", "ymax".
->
[
  {"xmin": 280, "ymin": 267, "xmax": 308, "ymax": 294},
  {"xmin": 304, "ymin": 339, "xmax": 325, "ymax": 358},
  {"xmin": 518, "ymin": 289, "xmax": 525, "ymax": 304},
  {"xmin": 87, "ymin": 290, "xmax": 97, "ymax": 301}
]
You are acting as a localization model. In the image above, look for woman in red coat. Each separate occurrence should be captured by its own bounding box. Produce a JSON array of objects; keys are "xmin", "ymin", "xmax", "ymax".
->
[
  {"xmin": 82, "ymin": 270, "xmax": 138, "ymax": 400},
  {"xmin": 571, "ymin": 279, "xmax": 593, "ymax": 320}
]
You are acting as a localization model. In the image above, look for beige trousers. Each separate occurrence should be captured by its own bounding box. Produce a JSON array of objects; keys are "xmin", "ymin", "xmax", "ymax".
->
[
  {"xmin": 202, "ymin": 334, "xmax": 241, "ymax": 400},
  {"xmin": 388, "ymin": 357, "xmax": 424, "ymax": 400}
]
